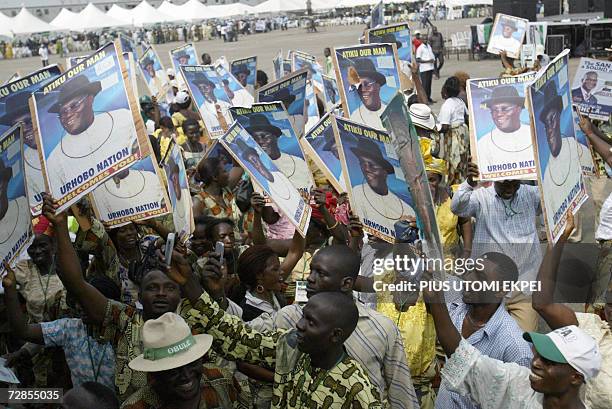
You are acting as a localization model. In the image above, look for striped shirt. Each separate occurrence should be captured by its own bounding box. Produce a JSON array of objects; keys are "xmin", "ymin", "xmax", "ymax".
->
[
  {"xmin": 450, "ymin": 181, "xmax": 542, "ymax": 283},
  {"xmin": 435, "ymin": 302, "xmax": 533, "ymax": 409},
  {"xmin": 247, "ymin": 301, "xmax": 419, "ymax": 409}
]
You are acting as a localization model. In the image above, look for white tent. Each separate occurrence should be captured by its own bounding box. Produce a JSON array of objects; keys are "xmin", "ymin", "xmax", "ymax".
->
[
  {"xmin": 335, "ymin": 0, "xmax": 379, "ymax": 7},
  {"xmin": 70, "ymin": 3, "xmax": 130, "ymax": 31},
  {"xmin": 445, "ymin": 0, "xmax": 491, "ymax": 5},
  {"xmin": 158, "ymin": 1, "xmax": 185, "ymax": 20},
  {"xmin": 207, "ymin": 3, "xmax": 255, "ymax": 18},
  {"xmin": 107, "ymin": 4, "xmax": 134, "ymax": 25},
  {"xmin": 253, "ymin": 0, "xmax": 305, "ymax": 13},
  {"xmin": 130, "ymin": 0, "xmax": 181, "ymax": 25},
  {"xmin": 176, "ymin": 0, "xmax": 211, "ymax": 20},
  {"xmin": 310, "ymin": 0, "xmax": 341, "ymax": 10},
  {"xmin": 50, "ymin": 8, "xmax": 78, "ymax": 29},
  {"xmin": 0, "ymin": 12, "xmax": 13, "ymax": 38},
  {"xmin": 10, "ymin": 7, "xmax": 62, "ymax": 35}
]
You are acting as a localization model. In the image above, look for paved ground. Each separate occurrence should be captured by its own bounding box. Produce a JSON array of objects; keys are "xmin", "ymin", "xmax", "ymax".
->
[{"xmin": 0, "ymin": 18, "xmax": 600, "ymax": 243}]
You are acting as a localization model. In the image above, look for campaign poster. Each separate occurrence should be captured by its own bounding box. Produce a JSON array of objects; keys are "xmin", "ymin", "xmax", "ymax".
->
[
  {"xmin": 258, "ymin": 69, "xmax": 308, "ymax": 138},
  {"xmin": 292, "ymin": 51, "xmax": 324, "ymax": 92},
  {"xmin": 230, "ymin": 102, "xmax": 314, "ymax": 194},
  {"xmin": 571, "ymin": 58, "xmax": 612, "ymax": 121},
  {"xmin": 123, "ymin": 53, "xmax": 138, "ymax": 102},
  {"xmin": 2, "ymin": 73, "xmax": 20, "ymax": 86},
  {"xmin": 215, "ymin": 64, "xmax": 254, "ymax": 108},
  {"xmin": 304, "ymin": 81, "xmax": 320, "ymax": 133},
  {"xmin": 180, "ymin": 65, "xmax": 233, "ymax": 139},
  {"xmin": 366, "ymin": 23, "xmax": 412, "ymax": 83},
  {"xmin": 0, "ymin": 65, "xmax": 62, "ymax": 215},
  {"xmin": 221, "ymin": 122, "xmax": 311, "ymax": 237},
  {"xmin": 0, "ymin": 125, "xmax": 32, "ymax": 276},
  {"xmin": 333, "ymin": 116, "xmax": 416, "ymax": 242},
  {"xmin": 66, "ymin": 56, "xmax": 89, "ymax": 68},
  {"xmin": 31, "ymin": 41, "xmax": 148, "ymax": 213},
  {"xmin": 163, "ymin": 144, "xmax": 194, "ymax": 236},
  {"xmin": 370, "ymin": 1, "xmax": 384, "ymax": 29},
  {"xmin": 333, "ymin": 43, "xmax": 402, "ymax": 131},
  {"xmin": 283, "ymin": 60, "xmax": 292, "ymax": 76},
  {"xmin": 202, "ymin": 139, "xmax": 234, "ymax": 173},
  {"xmin": 380, "ymin": 93, "xmax": 444, "ymax": 263},
  {"xmin": 301, "ymin": 113, "xmax": 346, "ymax": 193},
  {"xmin": 139, "ymin": 47, "xmax": 173, "ymax": 103},
  {"xmin": 231, "ymin": 56, "xmax": 257, "ymax": 96},
  {"xmin": 273, "ymin": 51, "xmax": 284, "ymax": 81},
  {"xmin": 572, "ymin": 113, "xmax": 598, "ymax": 176},
  {"xmin": 467, "ymin": 72, "xmax": 537, "ymax": 181},
  {"xmin": 487, "ymin": 13, "xmax": 528, "ymax": 59},
  {"xmin": 170, "ymin": 43, "xmax": 199, "ymax": 71},
  {"xmin": 119, "ymin": 33, "xmax": 139, "ymax": 60},
  {"xmin": 526, "ymin": 22, "xmax": 547, "ymax": 53},
  {"xmin": 527, "ymin": 50, "xmax": 587, "ymax": 244},
  {"xmin": 322, "ymin": 74, "xmax": 340, "ymax": 112},
  {"xmin": 90, "ymin": 155, "xmax": 171, "ymax": 228}
]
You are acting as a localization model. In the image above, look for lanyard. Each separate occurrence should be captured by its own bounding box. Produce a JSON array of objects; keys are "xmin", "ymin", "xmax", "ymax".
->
[
  {"xmin": 36, "ymin": 260, "xmax": 55, "ymax": 318},
  {"xmin": 86, "ymin": 336, "xmax": 107, "ymax": 383}
]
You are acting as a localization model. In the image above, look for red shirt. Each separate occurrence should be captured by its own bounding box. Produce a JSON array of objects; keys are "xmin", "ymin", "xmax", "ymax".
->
[{"xmin": 412, "ymin": 37, "xmax": 422, "ymax": 50}]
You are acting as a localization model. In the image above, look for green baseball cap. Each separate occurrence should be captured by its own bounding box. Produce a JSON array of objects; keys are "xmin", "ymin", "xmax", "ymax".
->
[{"xmin": 523, "ymin": 331, "xmax": 567, "ymax": 364}]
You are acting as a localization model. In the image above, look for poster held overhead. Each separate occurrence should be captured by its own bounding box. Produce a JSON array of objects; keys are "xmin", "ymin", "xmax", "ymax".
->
[
  {"xmin": 139, "ymin": 47, "xmax": 173, "ymax": 104},
  {"xmin": 366, "ymin": 23, "xmax": 412, "ymax": 87},
  {"xmin": 231, "ymin": 56, "xmax": 257, "ymax": 96},
  {"xmin": 487, "ymin": 13, "xmax": 528, "ymax": 59},
  {"xmin": 571, "ymin": 57, "xmax": 612, "ymax": 121},
  {"xmin": 258, "ymin": 69, "xmax": 308, "ymax": 138},
  {"xmin": 163, "ymin": 144, "xmax": 194, "ymax": 236}
]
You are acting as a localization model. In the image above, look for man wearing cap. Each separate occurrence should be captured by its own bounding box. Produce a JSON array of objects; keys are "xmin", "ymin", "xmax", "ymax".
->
[
  {"xmin": 141, "ymin": 56, "xmax": 169, "ymax": 101},
  {"xmin": 0, "ymin": 157, "xmax": 28, "ymax": 251},
  {"xmin": 348, "ymin": 58, "xmax": 389, "ymax": 130},
  {"xmin": 122, "ymin": 312, "xmax": 241, "ymax": 409},
  {"xmin": 349, "ymin": 138, "xmax": 416, "ymax": 235},
  {"xmin": 260, "ymin": 87, "xmax": 306, "ymax": 138},
  {"xmin": 477, "ymin": 85, "xmax": 534, "ymax": 177},
  {"xmin": 538, "ymin": 81, "xmax": 581, "ymax": 217},
  {"xmin": 0, "ymin": 92, "xmax": 46, "ymax": 213},
  {"xmin": 232, "ymin": 63, "xmax": 254, "ymax": 95},
  {"xmin": 45, "ymin": 75, "xmax": 137, "ymax": 198},
  {"xmin": 175, "ymin": 50, "xmax": 192, "ymax": 67},
  {"xmin": 491, "ymin": 18, "xmax": 522, "ymax": 56},
  {"xmin": 425, "ymin": 272, "xmax": 601, "ymax": 409},
  {"xmin": 572, "ymin": 71, "xmax": 599, "ymax": 106},
  {"xmin": 412, "ymin": 30, "xmax": 423, "ymax": 50},
  {"xmin": 192, "ymin": 75, "xmax": 232, "ymax": 135},
  {"xmin": 246, "ymin": 114, "xmax": 311, "ymax": 193}
]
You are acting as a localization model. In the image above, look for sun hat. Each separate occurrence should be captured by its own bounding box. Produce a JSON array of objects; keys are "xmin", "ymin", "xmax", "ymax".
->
[
  {"xmin": 409, "ymin": 103, "xmax": 439, "ymax": 131},
  {"xmin": 48, "ymin": 76, "xmax": 102, "ymax": 114},
  {"xmin": 128, "ymin": 312, "xmax": 213, "ymax": 372},
  {"xmin": 524, "ymin": 325, "xmax": 601, "ymax": 380},
  {"xmin": 350, "ymin": 138, "xmax": 394, "ymax": 174},
  {"xmin": 482, "ymin": 86, "xmax": 524, "ymax": 108},
  {"xmin": 166, "ymin": 68, "xmax": 176, "ymax": 77},
  {"xmin": 174, "ymin": 90, "xmax": 191, "ymax": 105},
  {"xmin": 246, "ymin": 114, "xmax": 282, "ymax": 138}
]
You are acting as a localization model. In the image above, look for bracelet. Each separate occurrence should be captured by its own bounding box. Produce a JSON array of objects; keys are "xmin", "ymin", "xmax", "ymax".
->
[{"xmin": 326, "ymin": 220, "xmax": 339, "ymax": 230}]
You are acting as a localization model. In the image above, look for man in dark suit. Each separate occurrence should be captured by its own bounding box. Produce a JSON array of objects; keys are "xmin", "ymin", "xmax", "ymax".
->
[{"xmin": 572, "ymin": 71, "xmax": 598, "ymax": 105}]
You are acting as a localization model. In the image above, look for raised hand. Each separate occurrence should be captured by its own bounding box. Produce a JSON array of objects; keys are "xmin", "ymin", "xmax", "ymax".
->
[
  {"xmin": 41, "ymin": 193, "xmax": 67, "ymax": 227},
  {"xmin": 250, "ymin": 192, "xmax": 266, "ymax": 214},
  {"xmin": 2, "ymin": 262, "xmax": 16, "ymax": 289},
  {"xmin": 466, "ymin": 162, "xmax": 479, "ymax": 187}
]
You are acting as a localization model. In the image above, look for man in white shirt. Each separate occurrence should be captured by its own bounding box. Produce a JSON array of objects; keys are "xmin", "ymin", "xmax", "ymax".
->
[
  {"xmin": 416, "ymin": 38, "xmax": 436, "ymax": 103},
  {"xmin": 245, "ymin": 114, "xmax": 311, "ymax": 193},
  {"xmin": 0, "ymin": 157, "xmax": 29, "ymax": 255},
  {"xmin": 538, "ymin": 82, "xmax": 582, "ymax": 221},
  {"xmin": 349, "ymin": 138, "xmax": 415, "ymax": 237},
  {"xmin": 39, "ymin": 44, "xmax": 49, "ymax": 67},
  {"xmin": 193, "ymin": 76, "xmax": 232, "ymax": 135},
  {"xmin": 348, "ymin": 58, "xmax": 388, "ymax": 130},
  {"xmin": 477, "ymin": 85, "xmax": 535, "ymax": 179},
  {"xmin": 45, "ymin": 75, "xmax": 137, "ymax": 201},
  {"xmin": 490, "ymin": 18, "xmax": 523, "ymax": 57}
]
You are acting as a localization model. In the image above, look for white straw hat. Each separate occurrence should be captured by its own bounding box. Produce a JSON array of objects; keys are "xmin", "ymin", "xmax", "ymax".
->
[
  {"xmin": 409, "ymin": 103, "xmax": 439, "ymax": 131},
  {"xmin": 128, "ymin": 312, "xmax": 213, "ymax": 372}
]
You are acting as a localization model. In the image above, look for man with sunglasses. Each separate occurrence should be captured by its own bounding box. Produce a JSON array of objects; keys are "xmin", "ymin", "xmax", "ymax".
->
[
  {"xmin": 349, "ymin": 58, "xmax": 389, "ymax": 130},
  {"xmin": 45, "ymin": 75, "xmax": 137, "ymax": 196},
  {"xmin": 477, "ymin": 86, "xmax": 534, "ymax": 178}
]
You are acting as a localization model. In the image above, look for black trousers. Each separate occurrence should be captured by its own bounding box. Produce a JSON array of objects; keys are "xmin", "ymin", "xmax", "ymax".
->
[
  {"xmin": 420, "ymin": 70, "xmax": 434, "ymax": 102},
  {"xmin": 433, "ymin": 52, "xmax": 444, "ymax": 75}
]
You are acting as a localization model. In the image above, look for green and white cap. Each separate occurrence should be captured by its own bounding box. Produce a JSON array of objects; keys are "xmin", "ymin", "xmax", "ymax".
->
[
  {"xmin": 523, "ymin": 325, "xmax": 601, "ymax": 380},
  {"xmin": 128, "ymin": 312, "xmax": 213, "ymax": 372}
]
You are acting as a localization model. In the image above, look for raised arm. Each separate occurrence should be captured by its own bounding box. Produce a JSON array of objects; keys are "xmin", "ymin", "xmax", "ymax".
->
[
  {"xmin": 450, "ymin": 162, "xmax": 481, "ymax": 218},
  {"xmin": 532, "ymin": 213, "xmax": 579, "ymax": 329},
  {"xmin": 2, "ymin": 264, "xmax": 43, "ymax": 344},
  {"xmin": 42, "ymin": 194, "xmax": 109, "ymax": 325},
  {"xmin": 280, "ymin": 229, "xmax": 306, "ymax": 280},
  {"xmin": 423, "ymin": 281, "xmax": 461, "ymax": 357}
]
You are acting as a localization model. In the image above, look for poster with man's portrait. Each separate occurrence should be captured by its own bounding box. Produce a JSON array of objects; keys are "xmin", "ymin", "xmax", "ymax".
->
[
  {"xmin": 170, "ymin": 43, "xmax": 199, "ymax": 71},
  {"xmin": 322, "ymin": 74, "xmax": 340, "ymax": 112},
  {"xmin": 164, "ymin": 144, "xmax": 194, "ymax": 236},
  {"xmin": 526, "ymin": 22, "xmax": 547, "ymax": 53},
  {"xmin": 527, "ymin": 49, "xmax": 587, "ymax": 244},
  {"xmin": 366, "ymin": 23, "xmax": 412, "ymax": 83},
  {"xmin": 66, "ymin": 56, "xmax": 89, "ymax": 68},
  {"xmin": 221, "ymin": 122, "xmax": 311, "ymax": 237},
  {"xmin": 487, "ymin": 13, "xmax": 528, "ymax": 59},
  {"xmin": 333, "ymin": 116, "xmax": 416, "ymax": 242},
  {"xmin": 467, "ymin": 72, "xmax": 537, "ymax": 181},
  {"xmin": 119, "ymin": 33, "xmax": 139, "ymax": 60},
  {"xmin": 90, "ymin": 155, "xmax": 171, "ymax": 228},
  {"xmin": 0, "ymin": 65, "xmax": 62, "ymax": 215},
  {"xmin": 202, "ymin": 140, "xmax": 234, "ymax": 173},
  {"xmin": 230, "ymin": 102, "xmax": 314, "ymax": 195},
  {"xmin": 258, "ymin": 69, "xmax": 308, "ymax": 138},
  {"xmin": 123, "ymin": 52, "xmax": 138, "ymax": 102},
  {"xmin": 572, "ymin": 113, "xmax": 598, "ymax": 176},
  {"xmin": 139, "ymin": 47, "xmax": 173, "ymax": 103},
  {"xmin": 333, "ymin": 43, "xmax": 402, "ymax": 131},
  {"xmin": 283, "ymin": 60, "xmax": 292, "ymax": 77},
  {"xmin": 292, "ymin": 51, "xmax": 324, "ymax": 93},
  {"xmin": 301, "ymin": 113, "xmax": 346, "ymax": 193},
  {"xmin": 215, "ymin": 64, "xmax": 254, "ymax": 108},
  {"xmin": 571, "ymin": 58, "xmax": 612, "ymax": 121},
  {"xmin": 304, "ymin": 81, "xmax": 320, "ymax": 133},
  {"xmin": 370, "ymin": 1, "xmax": 384, "ymax": 29},
  {"xmin": 31, "ymin": 41, "xmax": 148, "ymax": 213},
  {"xmin": 0, "ymin": 125, "xmax": 32, "ymax": 276},
  {"xmin": 231, "ymin": 56, "xmax": 257, "ymax": 96},
  {"xmin": 273, "ymin": 51, "xmax": 283, "ymax": 81},
  {"xmin": 180, "ymin": 65, "xmax": 233, "ymax": 138}
]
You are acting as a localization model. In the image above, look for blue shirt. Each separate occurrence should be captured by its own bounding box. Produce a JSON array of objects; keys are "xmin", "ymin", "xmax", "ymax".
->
[
  {"xmin": 41, "ymin": 318, "xmax": 115, "ymax": 389},
  {"xmin": 435, "ymin": 302, "xmax": 533, "ymax": 409}
]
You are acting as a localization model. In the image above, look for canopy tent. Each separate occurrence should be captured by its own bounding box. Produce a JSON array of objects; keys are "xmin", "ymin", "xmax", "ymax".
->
[
  {"xmin": 335, "ymin": 0, "xmax": 380, "ymax": 7},
  {"xmin": 445, "ymin": 0, "xmax": 492, "ymax": 5},
  {"xmin": 206, "ymin": 3, "xmax": 255, "ymax": 18},
  {"xmin": 0, "ymin": 12, "xmax": 13, "ymax": 38},
  {"xmin": 310, "ymin": 0, "xmax": 342, "ymax": 10},
  {"xmin": 50, "ymin": 8, "xmax": 78, "ymax": 29},
  {"xmin": 107, "ymin": 4, "xmax": 133, "ymax": 25},
  {"xmin": 158, "ymin": 0, "xmax": 185, "ymax": 20},
  {"xmin": 130, "ymin": 0, "xmax": 182, "ymax": 25},
  {"xmin": 175, "ymin": 0, "xmax": 211, "ymax": 20},
  {"xmin": 10, "ymin": 7, "xmax": 61, "ymax": 35},
  {"xmin": 70, "ymin": 3, "xmax": 130, "ymax": 31},
  {"xmin": 253, "ymin": 0, "xmax": 306, "ymax": 14}
]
